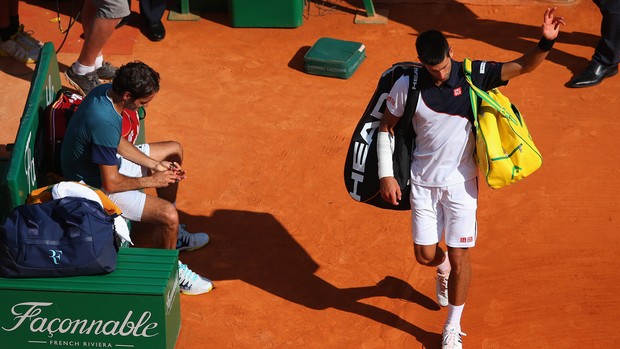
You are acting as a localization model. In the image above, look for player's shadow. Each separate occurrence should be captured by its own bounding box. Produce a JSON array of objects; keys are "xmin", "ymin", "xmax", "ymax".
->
[
  {"xmin": 0, "ymin": 57, "xmax": 35, "ymax": 81},
  {"xmin": 147, "ymin": 209, "xmax": 442, "ymax": 348},
  {"xmin": 0, "ymin": 53, "xmax": 71, "ymax": 84},
  {"xmin": 330, "ymin": 0, "xmax": 599, "ymax": 77}
]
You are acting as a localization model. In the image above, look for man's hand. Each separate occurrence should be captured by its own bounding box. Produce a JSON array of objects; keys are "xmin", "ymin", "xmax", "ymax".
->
[
  {"xmin": 152, "ymin": 161, "xmax": 186, "ymax": 182},
  {"xmin": 152, "ymin": 161, "xmax": 172, "ymax": 172},
  {"xmin": 542, "ymin": 7, "xmax": 565, "ymax": 40},
  {"xmin": 380, "ymin": 177, "xmax": 402, "ymax": 206},
  {"xmin": 149, "ymin": 170, "xmax": 180, "ymax": 188},
  {"xmin": 169, "ymin": 162, "xmax": 187, "ymax": 182}
]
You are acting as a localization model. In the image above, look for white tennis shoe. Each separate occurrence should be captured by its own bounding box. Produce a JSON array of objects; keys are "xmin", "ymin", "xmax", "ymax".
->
[
  {"xmin": 178, "ymin": 261, "xmax": 213, "ymax": 295},
  {"xmin": 442, "ymin": 326, "xmax": 466, "ymax": 349}
]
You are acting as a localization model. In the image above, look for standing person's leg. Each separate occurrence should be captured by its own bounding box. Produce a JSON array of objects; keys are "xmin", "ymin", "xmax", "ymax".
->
[
  {"xmin": 592, "ymin": 0, "xmax": 620, "ymax": 66},
  {"xmin": 445, "ymin": 248, "xmax": 471, "ymax": 308},
  {"xmin": 139, "ymin": 0, "xmax": 166, "ymax": 41},
  {"xmin": 568, "ymin": 0, "xmax": 620, "ymax": 87},
  {"xmin": 444, "ymin": 247, "xmax": 470, "ymax": 333},
  {"xmin": 6, "ymin": 0, "xmax": 18, "ymax": 35},
  {"xmin": 0, "ymin": 0, "xmax": 12, "ymax": 37},
  {"xmin": 0, "ymin": 0, "xmax": 41, "ymax": 63},
  {"xmin": 414, "ymin": 243, "xmax": 451, "ymax": 307},
  {"xmin": 7, "ymin": 0, "xmax": 43, "ymax": 52},
  {"xmin": 79, "ymin": 15, "xmax": 118, "ymax": 68},
  {"xmin": 6, "ymin": 0, "xmax": 14, "ymax": 16},
  {"xmin": 66, "ymin": 0, "xmax": 128, "ymax": 95},
  {"xmin": 115, "ymin": 0, "xmax": 131, "ymax": 29},
  {"xmin": 411, "ymin": 183, "xmax": 452, "ymax": 307},
  {"xmin": 440, "ymin": 179, "xmax": 477, "ymax": 349}
]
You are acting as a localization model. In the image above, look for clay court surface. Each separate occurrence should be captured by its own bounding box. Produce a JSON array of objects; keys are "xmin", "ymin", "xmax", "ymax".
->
[{"xmin": 0, "ymin": 0, "xmax": 618, "ymax": 348}]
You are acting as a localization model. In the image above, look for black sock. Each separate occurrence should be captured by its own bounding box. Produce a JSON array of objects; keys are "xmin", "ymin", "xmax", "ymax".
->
[
  {"xmin": 0, "ymin": 26, "xmax": 13, "ymax": 42},
  {"xmin": 9, "ymin": 15, "xmax": 20, "ymax": 34}
]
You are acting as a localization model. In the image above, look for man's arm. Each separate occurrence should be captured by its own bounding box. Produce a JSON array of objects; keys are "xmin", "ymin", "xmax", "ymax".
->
[
  {"xmin": 99, "ymin": 163, "xmax": 178, "ymax": 193},
  {"xmin": 117, "ymin": 138, "xmax": 177, "ymax": 173},
  {"xmin": 117, "ymin": 138, "xmax": 159, "ymax": 169},
  {"xmin": 378, "ymin": 111, "xmax": 402, "ymax": 206},
  {"xmin": 501, "ymin": 7, "xmax": 565, "ymax": 81}
]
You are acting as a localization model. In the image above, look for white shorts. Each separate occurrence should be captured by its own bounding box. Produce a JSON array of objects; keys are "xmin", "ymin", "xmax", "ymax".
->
[
  {"xmin": 410, "ymin": 178, "xmax": 478, "ymax": 248},
  {"xmin": 107, "ymin": 144, "xmax": 150, "ymax": 222}
]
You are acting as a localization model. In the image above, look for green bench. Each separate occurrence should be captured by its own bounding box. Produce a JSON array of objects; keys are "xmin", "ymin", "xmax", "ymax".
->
[
  {"xmin": 0, "ymin": 248, "xmax": 181, "ymax": 349},
  {"xmin": 0, "ymin": 43, "xmax": 180, "ymax": 349}
]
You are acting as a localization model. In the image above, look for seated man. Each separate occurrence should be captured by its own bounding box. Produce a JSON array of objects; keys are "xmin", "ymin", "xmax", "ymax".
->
[{"xmin": 60, "ymin": 61, "xmax": 212, "ymax": 295}]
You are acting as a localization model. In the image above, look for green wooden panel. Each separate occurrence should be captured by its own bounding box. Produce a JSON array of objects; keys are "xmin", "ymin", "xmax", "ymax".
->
[{"xmin": 0, "ymin": 43, "xmax": 62, "ymax": 223}]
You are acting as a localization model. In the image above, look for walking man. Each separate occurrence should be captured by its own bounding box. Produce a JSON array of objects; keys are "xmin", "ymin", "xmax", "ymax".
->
[{"xmin": 376, "ymin": 8, "xmax": 564, "ymax": 348}]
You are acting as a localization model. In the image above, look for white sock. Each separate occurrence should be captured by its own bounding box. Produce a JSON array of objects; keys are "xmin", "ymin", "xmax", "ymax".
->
[
  {"xmin": 95, "ymin": 55, "xmax": 104, "ymax": 69},
  {"xmin": 72, "ymin": 61, "xmax": 95, "ymax": 75},
  {"xmin": 445, "ymin": 303, "xmax": 464, "ymax": 330},
  {"xmin": 437, "ymin": 250, "xmax": 451, "ymax": 275}
]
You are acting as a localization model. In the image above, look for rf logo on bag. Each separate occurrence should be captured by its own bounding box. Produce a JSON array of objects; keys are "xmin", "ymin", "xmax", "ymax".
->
[{"xmin": 49, "ymin": 250, "xmax": 63, "ymax": 265}]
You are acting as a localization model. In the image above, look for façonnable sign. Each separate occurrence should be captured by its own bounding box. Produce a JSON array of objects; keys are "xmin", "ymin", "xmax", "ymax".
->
[{"xmin": 0, "ymin": 248, "xmax": 181, "ymax": 349}]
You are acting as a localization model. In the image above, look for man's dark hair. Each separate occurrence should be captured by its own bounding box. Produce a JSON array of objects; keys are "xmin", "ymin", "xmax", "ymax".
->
[
  {"xmin": 112, "ymin": 61, "xmax": 160, "ymax": 100},
  {"xmin": 416, "ymin": 30, "xmax": 450, "ymax": 66}
]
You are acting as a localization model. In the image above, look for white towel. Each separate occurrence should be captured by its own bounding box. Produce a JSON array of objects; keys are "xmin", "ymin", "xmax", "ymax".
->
[{"xmin": 51, "ymin": 181, "xmax": 133, "ymax": 244}]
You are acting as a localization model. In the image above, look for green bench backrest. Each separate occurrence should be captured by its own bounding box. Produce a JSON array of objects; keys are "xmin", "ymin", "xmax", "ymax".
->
[{"xmin": 0, "ymin": 43, "xmax": 61, "ymax": 223}]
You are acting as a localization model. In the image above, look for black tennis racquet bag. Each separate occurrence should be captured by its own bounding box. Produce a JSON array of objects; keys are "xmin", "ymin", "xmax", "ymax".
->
[{"xmin": 343, "ymin": 62, "xmax": 421, "ymax": 210}]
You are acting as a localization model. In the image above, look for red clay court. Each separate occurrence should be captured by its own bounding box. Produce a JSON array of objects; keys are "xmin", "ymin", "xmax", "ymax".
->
[{"xmin": 0, "ymin": 0, "xmax": 617, "ymax": 348}]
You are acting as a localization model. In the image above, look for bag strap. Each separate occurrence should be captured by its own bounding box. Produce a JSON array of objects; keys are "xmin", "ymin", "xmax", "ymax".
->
[
  {"xmin": 53, "ymin": 197, "xmax": 86, "ymax": 238},
  {"xmin": 16, "ymin": 199, "xmax": 82, "ymax": 239},
  {"xmin": 402, "ymin": 64, "xmax": 421, "ymax": 125},
  {"xmin": 16, "ymin": 205, "xmax": 41, "ymax": 238},
  {"xmin": 463, "ymin": 58, "xmax": 518, "ymax": 125}
]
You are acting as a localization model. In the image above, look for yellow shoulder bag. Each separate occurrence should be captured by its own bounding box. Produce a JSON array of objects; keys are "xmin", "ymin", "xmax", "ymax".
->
[{"xmin": 463, "ymin": 58, "xmax": 542, "ymax": 189}]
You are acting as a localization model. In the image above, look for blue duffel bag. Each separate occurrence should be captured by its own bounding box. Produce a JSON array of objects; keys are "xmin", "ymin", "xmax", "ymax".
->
[{"xmin": 0, "ymin": 197, "xmax": 118, "ymax": 278}]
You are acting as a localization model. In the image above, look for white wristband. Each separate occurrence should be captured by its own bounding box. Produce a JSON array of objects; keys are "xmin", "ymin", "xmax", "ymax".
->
[{"xmin": 377, "ymin": 131, "xmax": 394, "ymax": 179}]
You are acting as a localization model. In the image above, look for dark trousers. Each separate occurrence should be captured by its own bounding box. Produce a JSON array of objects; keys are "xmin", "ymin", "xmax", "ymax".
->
[
  {"xmin": 593, "ymin": 0, "xmax": 620, "ymax": 65},
  {"xmin": 126, "ymin": 0, "xmax": 167, "ymax": 24},
  {"xmin": 139, "ymin": 0, "xmax": 167, "ymax": 24}
]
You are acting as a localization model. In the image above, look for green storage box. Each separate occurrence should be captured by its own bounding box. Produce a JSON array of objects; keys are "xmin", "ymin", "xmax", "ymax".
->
[
  {"xmin": 228, "ymin": 0, "xmax": 304, "ymax": 28},
  {"xmin": 0, "ymin": 248, "xmax": 181, "ymax": 349},
  {"xmin": 304, "ymin": 37, "xmax": 367, "ymax": 79}
]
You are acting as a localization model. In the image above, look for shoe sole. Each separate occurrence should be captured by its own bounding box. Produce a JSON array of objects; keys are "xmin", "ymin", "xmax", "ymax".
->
[
  {"xmin": 180, "ymin": 283, "xmax": 214, "ymax": 296},
  {"xmin": 177, "ymin": 238, "xmax": 209, "ymax": 252},
  {"xmin": 64, "ymin": 70, "xmax": 87, "ymax": 96}
]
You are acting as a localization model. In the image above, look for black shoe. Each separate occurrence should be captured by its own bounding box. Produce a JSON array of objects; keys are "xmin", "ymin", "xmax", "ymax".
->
[
  {"xmin": 145, "ymin": 21, "xmax": 166, "ymax": 42},
  {"xmin": 567, "ymin": 61, "xmax": 618, "ymax": 88}
]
